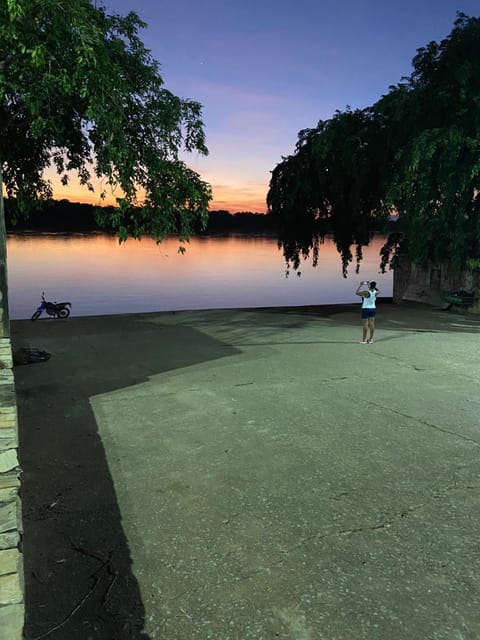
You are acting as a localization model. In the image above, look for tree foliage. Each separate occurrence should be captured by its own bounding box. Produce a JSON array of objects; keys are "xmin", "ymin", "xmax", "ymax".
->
[
  {"xmin": 0, "ymin": 0, "xmax": 212, "ymax": 241},
  {"xmin": 268, "ymin": 13, "xmax": 480, "ymax": 276},
  {"xmin": 268, "ymin": 109, "xmax": 386, "ymax": 275}
]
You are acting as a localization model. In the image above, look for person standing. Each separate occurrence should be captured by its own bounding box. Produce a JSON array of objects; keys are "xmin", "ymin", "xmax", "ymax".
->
[{"xmin": 356, "ymin": 280, "xmax": 379, "ymax": 343}]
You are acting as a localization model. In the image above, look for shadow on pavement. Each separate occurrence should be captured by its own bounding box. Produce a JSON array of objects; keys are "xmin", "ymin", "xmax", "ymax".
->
[
  {"xmin": 241, "ymin": 301, "xmax": 480, "ymax": 334},
  {"xmin": 162, "ymin": 303, "xmax": 479, "ymax": 350},
  {"xmin": 12, "ymin": 315, "xmax": 239, "ymax": 640}
]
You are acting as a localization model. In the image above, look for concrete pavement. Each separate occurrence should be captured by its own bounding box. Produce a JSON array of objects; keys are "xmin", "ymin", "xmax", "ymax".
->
[{"xmin": 11, "ymin": 302, "xmax": 480, "ymax": 640}]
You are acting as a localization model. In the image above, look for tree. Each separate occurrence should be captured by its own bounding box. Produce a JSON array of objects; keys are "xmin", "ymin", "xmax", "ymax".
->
[
  {"xmin": 268, "ymin": 109, "xmax": 386, "ymax": 276},
  {"xmin": 377, "ymin": 13, "xmax": 480, "ymax": 272},
  {"xmin": 268, "ymin": 13, "xmax": 480, "ymax": 278},
  {"xmin": 0, "ymin": 0, "xmax": 212, "ymax": 333}
]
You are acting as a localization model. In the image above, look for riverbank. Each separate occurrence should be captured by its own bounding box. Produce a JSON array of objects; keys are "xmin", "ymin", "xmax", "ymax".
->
[{"xmin": 12, "ymin": 302, "xmax": 480, "ymax": 639}]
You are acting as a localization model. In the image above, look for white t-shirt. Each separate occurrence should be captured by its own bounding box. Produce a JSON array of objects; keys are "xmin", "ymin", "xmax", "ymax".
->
[{"xmin": 362, "ymin": 289, "xmax": 378, "ymax": 309}]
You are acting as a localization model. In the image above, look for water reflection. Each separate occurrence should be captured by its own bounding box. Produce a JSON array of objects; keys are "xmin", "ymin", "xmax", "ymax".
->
[{"xmin": 7, "ymin": 233, "xmax": 392, "ymax": 319}]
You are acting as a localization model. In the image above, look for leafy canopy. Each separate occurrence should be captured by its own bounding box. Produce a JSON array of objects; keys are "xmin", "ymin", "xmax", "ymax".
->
[
  {"xmin": 268, "ymin": 13, "xmax": 480, "ymax": 276},
  {"xmin": 0, "ymin": 0, "xmax": 212, "ymax": 241}
]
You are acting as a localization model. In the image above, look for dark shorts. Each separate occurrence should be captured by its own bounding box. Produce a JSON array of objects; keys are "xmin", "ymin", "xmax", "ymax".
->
[{"xmin": 361, "ymin": 308, "xmax": 376, "ymax": 319}]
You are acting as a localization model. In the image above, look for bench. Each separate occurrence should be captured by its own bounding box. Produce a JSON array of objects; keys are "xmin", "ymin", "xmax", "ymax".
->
[{"xmin": 441, "ymin": 291, "xmax": 478, "ymax": 311}]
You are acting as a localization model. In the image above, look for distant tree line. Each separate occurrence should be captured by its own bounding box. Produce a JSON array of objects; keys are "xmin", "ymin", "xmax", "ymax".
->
[
  {"xmin": 4, "ymin": 198, "xmax": 277, "ymax": 234},
  {"xmin": 5, "ymin": 197, "xmax": 394, "ymax": 236},
  {"xmin": 5, "ymin": 198, "xmax": 392, "ymax": 235},
  {"xmin": 196, "ymin": 209, "xmax": 276, "ymax": 233}
]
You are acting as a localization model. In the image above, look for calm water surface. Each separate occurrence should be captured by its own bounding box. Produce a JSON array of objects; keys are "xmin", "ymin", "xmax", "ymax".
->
[{"xmin": 6, "ymin": 233, "xmax": 393, "ymax": 319}]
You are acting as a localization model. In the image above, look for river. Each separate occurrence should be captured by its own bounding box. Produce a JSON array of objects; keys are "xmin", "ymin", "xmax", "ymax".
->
[{"xmin": 6, "ymin": 232, "xmax": 393, "ymax": 319}]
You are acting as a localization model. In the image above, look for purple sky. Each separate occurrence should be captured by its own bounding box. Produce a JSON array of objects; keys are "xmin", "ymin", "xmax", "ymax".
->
[{"xmin": 95, "ymin": 0, "xmax": 479, "ymax": 212}]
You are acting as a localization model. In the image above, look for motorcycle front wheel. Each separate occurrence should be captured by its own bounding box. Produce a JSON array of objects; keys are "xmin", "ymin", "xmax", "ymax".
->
[
  {"xmin": 31, "ymin": 310, "xmax": 42, "ymax": 321},
  {"xmin": 57, "ymin": 308, "xmax": 70, "ymax": 319}
]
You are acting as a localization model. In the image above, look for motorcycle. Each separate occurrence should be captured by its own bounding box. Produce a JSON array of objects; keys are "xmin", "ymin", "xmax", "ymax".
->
[{"xmin": 31, "ymin": 292, "xmax": 72, "ymax": 320}]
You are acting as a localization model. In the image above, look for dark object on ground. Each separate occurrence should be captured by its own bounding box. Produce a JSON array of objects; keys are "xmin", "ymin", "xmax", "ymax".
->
[
  {"xmin": 441, "ymin": 290, "xmax": 478, "ymax": 310},
  {"xmin": 441, "ymin": 289, "xmax": 477, "ymax": 310},
  {"xmin": 13, "ymin": 347, "xmax": 51, "ymax": 365}
]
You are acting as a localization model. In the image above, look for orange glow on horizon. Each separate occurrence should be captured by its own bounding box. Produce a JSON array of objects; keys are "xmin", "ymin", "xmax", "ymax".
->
[
  {"xmin": 51, "ymin": 181, "xmax": 269, "ymax": 214},
  {"xmin": 209, "ymin": 181, "xmax": 268, "ymax": 213},
  {"xmin": 21, "ymin": 164, "xmax": 270, "ymax": 213}
]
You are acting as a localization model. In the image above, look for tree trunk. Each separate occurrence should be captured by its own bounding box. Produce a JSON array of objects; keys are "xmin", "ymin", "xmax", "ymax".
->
[{"xmin": 0, "ymin": 159, "xmax": 10, "ymax": 338}]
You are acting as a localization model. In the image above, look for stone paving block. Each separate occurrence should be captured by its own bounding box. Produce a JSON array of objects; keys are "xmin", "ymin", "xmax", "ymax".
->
[
  {"xmin": 0, "ymin": 449, "xmax": 18, "ymax": 473},
  {"xmin": 0, "ymin": 531, "xmax": 20, "ymax": 551},
  {"xmin": 0, "ymin": 474, "xmax": 19, "ymax": 490},
  {"xmin": 0, "ymin": 548, "xmax": 19, "ymax": 575},
  {"xmin": 0, "ymin": 603, "xmax": 24, "ymax": 639},
  {"xmin": 0, "ymin": 419, "xmax": 17, "ymax": 433},
  {"xmin": 0, "ymin": 370, "xmax": 14, "ymax": 384},
  {"xmin": 0, "ymin": 486, "xmax": 18, "ymax": 502},
  {"xmin": 0, "ymin": 421, "xmax": 17, "ymax": 432},
  {"xmin": 0, "ymin": 448, "xmax": 19, "ymax": 473},
  {"xmin": 0, "ymin": 383, "xmax": 15, "ymax": 397},
  {"xmin": 0, "ymin": 398, "xmax": 17, "ymax": 420},
  {"xmin": 0, "ymin": 501, "xmax": 16, "ymax": 534},
  {"xmin": 0, "ymin": 356, "xmax": 13, "ymax": 369},
  {"xmin": 0, "ymin": 386, "xmax": 15, "ymax": 410},
  {"xmin": 0, "ymin": 421, "xmax": 17, "ymax": 431},
  {"xmin": 0, "ymin": 572, "xmax": 22, "ymax": 605},
  {"xmin": 0, "ymin": 430, "xmax": 16, "ymax": 450},
  {"xmin": 0, "ymin": 405, "xmax": 16, "ymax": 417}
]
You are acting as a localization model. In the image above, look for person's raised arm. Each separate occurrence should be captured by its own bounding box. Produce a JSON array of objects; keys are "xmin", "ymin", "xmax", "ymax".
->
[{"xmin": 356, "ymin": 281, "xmax": 369, "ymax": 297}]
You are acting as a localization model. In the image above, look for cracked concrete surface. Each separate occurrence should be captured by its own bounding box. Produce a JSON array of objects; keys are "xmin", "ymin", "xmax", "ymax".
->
[{"xmin": 12, "ymin": 302, "xmax": 480, "ymax": 639}]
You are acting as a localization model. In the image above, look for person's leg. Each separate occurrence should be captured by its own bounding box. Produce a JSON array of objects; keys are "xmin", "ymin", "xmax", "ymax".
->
[
  {"xmin": 368, "ymin": 316, "xmax": 375, "ymax": 341},
  {"xmin": 361, "ymin": 318, "xmax": 368, "ymax": 342}
]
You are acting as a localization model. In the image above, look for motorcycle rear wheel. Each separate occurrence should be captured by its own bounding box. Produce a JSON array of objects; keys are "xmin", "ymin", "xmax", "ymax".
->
[
  {"xmin": 57, "ymin": 308, "xmax": 70, "ymax": 319},
  {"xmin": 31, "ymin": 310, "xmax": 42, "ymax": 321}
]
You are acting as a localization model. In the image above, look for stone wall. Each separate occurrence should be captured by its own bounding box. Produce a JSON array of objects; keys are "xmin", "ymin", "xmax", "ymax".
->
[
  {"xmin": 391, "ymin": 256, "xmax": 412, "ymax": 304},
  {"xmin": 393, "ymin": 257, "xmax": 480, "ymax": 313},
  {"xmin": 0, "ymin": 333, "xmax": 24, "ymax": 634}
]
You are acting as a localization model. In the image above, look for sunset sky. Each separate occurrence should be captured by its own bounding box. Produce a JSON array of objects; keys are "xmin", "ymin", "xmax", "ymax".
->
[{"xmin": 54, "ymin": 0, "xmax": 480, "ymax": 212}]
